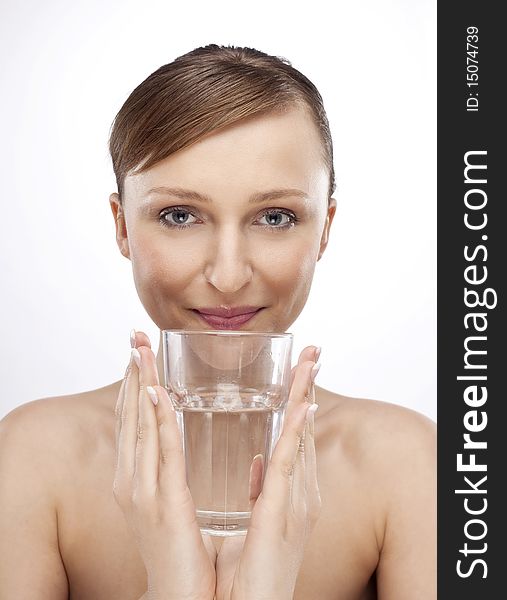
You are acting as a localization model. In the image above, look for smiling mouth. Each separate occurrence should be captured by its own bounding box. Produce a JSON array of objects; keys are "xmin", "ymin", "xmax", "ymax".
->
[{"xmin": 191, "ymin": 308, "xmax": 264, "ymax": 330}]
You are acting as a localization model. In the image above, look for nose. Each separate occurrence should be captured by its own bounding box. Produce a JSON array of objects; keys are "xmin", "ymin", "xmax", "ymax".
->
[{"xmin": 204, "ymin": 225, "xmax": 253, "ymax": 294}]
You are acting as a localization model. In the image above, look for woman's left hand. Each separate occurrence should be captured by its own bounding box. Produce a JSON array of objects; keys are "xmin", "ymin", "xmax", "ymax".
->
[{"xmin": 214, "ymin": 346, "xmax": 322, "ymax": 600}]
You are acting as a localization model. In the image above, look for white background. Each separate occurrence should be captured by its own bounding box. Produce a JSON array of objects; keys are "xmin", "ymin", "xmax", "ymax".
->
[{"xmin": 0, "ymin": 0, "xmax": 436, "ymax": 420}]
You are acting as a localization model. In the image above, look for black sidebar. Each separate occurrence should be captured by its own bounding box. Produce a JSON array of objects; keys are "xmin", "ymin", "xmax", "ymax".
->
[{"xmin": 438, "ymin": 2, "xmax": 506, "ymax": 598}]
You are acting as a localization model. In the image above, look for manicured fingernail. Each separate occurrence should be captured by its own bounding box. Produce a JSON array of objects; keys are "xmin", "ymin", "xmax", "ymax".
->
[
  {"xmin": 130, "ymin": 329, "xmax": 136, "ymax": 348},
  {"xmin": 131, "ymin": 348, "xmax": 141, "ymax": 368},
  {"xmin": 146, "ymin": 386, "xmax": 158, "ymax": 406},
  {"xmin": 310, "ymin": 362, "xmax": 321, "ymax": 382},
  {"xmin": 314, "ymin": 346, "xmax": 322, "ymax": 362},
  {"xmin": 306, "ymin": 403, "xmax": 319, "ymax": 423}
]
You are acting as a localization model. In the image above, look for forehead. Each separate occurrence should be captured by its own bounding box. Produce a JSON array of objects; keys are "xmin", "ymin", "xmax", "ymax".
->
[{"xmin": 124, "ymin": 107, "xmax": 328, "ymax": 202}]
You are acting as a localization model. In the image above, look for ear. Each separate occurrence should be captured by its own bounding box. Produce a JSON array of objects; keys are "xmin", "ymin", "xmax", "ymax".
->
[
  {"xmin": 317, "ymin": 197, "xmax": 337, "ymax": 261},
  {"xmin": 109, "ymin": 193, "xmax": 130, "ymax": 260}
]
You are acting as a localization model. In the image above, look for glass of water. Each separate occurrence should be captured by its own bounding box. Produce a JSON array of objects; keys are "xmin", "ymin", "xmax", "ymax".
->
[{"xmin": 162, "ymin": 329, "xmax": 293, "ymax": 537}]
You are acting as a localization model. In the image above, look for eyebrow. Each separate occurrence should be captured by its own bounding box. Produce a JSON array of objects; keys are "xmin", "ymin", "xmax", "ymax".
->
[{"xmin": 144, "ymin": 186, "xmax": 309, "ymax": 204}]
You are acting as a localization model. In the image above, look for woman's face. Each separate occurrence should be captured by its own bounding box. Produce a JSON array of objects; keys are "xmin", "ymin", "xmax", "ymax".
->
[{"xmin": 110, "ymin": 106, "xmax": 336, "ymax": 333}]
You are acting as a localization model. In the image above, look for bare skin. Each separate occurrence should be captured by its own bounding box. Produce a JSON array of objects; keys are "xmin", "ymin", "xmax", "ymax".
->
[
  {"xmin": 0, "ymin": 337, "xmax": 436, "ymax": 599},
  {"xmin": 0, "ymin": 106, "xmax": 436, "ymax": 598}
]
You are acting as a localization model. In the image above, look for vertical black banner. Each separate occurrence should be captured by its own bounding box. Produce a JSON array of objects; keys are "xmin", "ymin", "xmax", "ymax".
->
[{"xmin": 438, "ymin": 2, "xmax": 506, "ymax": 597}]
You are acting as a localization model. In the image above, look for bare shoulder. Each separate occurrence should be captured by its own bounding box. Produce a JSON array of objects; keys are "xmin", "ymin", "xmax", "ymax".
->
[
  {"xmin": 316, "ymin": 385, "xmax": 436, "ymax": 463},
  {"xmin": 0, "ymin": 381, "xmax": 120, "ymax": 464},
  {"xmin": 315, "ymin": 387, "xmax": 437, "ymax": 598},
  {"xmin": 314, "ymin": 385, "xmax": 436, "ymax": 510},
  {"xmin": 0, "ymin": 386, "xmax": 118, "ymax": 600},
  {"xmin": 1, "ymin": 383, "xmax": 114, "ymax": 429}
]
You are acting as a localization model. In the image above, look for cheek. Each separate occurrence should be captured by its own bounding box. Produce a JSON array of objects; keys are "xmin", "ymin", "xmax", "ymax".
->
[
  {"xmin": 130, "ymin": 233, "xmax": 199, "ymax": 296},
  {"xmin": 258, "ymin": 237, "xmax": 317, "ymax": 298}
]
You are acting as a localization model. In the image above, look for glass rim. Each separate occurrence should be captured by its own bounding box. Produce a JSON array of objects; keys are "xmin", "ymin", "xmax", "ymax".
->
[{"xmin": 163, "ymin": 329, "xmax": 292, "ymax": 338}]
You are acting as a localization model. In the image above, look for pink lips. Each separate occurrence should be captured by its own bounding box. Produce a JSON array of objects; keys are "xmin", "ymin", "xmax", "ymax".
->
[{"xmin": 192, "ymin": 307, "xmax": 263, "ymax": 329}]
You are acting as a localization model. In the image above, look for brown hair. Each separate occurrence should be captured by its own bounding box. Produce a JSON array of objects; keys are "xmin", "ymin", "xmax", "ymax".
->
[{"xmin": 109, "ymin": 44, "xmax": 335, "ymax": 202}]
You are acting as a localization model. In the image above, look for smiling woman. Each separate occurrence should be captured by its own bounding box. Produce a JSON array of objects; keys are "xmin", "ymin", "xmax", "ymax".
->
[
  {"xmin": 112, "ymin": 102, "xmax": 335, "ymax": 339},
  {"xmin": 0, "ymin": 44, "xmax": 436, "ymax": 600}
]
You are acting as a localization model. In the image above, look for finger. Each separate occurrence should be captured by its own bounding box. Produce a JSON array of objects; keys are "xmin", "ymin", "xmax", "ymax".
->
[
  {"xmin": 286, "ymin": 360, "xmax": 315, "ymax": 423},
  {"xmin": 257, "ymin": 401, "xmax": 311, "ymax": 520},
  {"xmin": 290, "ymin": 384, "xmax": 315, "ymax": 514},
  {"xmin": 255, "ymin": 362, "xmax": 315, "ymax": 517},
  {"xmin": 153, "ymin": 385, "xmax": 191, "ymax": 501},
  {"xmin": 131, "ymin": 329, "xmax": 152, "ymax": 349},
  {"xmin": 114, "ymin": 337, "xmax": 138, "ymax": 481},
  {"xmin": 284, "ymin": 359, "xmax": 317, "ymax": 493},
  {"xmin": 134, "ymin": 345, "xmax": 161, "ymax": 492},
  {"xmin": 115, "ymin": 344, "xmax": 134, "ymax": 423},
  {"xmin": 117, "ymin": 348, "xmax": 141, "ymax": 482},
  {"xmin": 114, "ymin": 374, "xmax": 127, "ymax": 462},
  {"xmin": 276, "ymin": 358, "xmax": 315, "ymax": 513},
  {"xmin": 136, "ymin": 344, "xmax": 160, "ymax": 385},
  {"xmin": 304, "ymin": 387, "xmax": 322, "ymax": 522},
  {"xmin": 144, "ymin": 384, "xmax": 199, "ymax": 531},
  {"xmin": 248, "ymin": 453, "xmax": 264, "ymax": 509},
  {"xmin": 290, "ymin": 346, "xmax": 318, "ymax": 389},
  {"xmin": 290, "ymin": 430, "xmax": 306, "ymax": 515},
  {"xmin": 300, "ymin": 346, "xmax": 319, "ymax": 364},
  {"xmin": 289, "ymin": 365, "xmax": 297, "ymax": 390}
]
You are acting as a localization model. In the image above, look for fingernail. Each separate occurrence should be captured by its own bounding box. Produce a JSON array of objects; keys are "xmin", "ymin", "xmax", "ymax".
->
[
  {"xmin": 131, "ymin": 348, "xmax": 141, "ymax": 369},
  {"xmin": 146, "ymin": 386, "xmax": 158, "ymax": 406},
  {"xmin": 314, "ymin": 346, "xmax": 322, "ymax": 362},
  {"xmin": 306, "ymin": 403, "xmax": 319, "ymax": 423},
  {"xmin": 310, "ymin": 362, "xmax": 321, "ymax": 382},
  {"xmin": 130, "ymin": 329, "xmax": 136, "ymax": 348}
]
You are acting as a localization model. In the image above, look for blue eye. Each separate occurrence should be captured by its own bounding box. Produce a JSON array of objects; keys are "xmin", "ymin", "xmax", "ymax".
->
[
  {"xmin": 159, "ymin": 207, "xmax": 199, "ymax": 229},
  {"xmin": 258, "ymin": 210, "xmax": 297, "ymax": 229},
  {"xmin": 158, "ymin": 206, "xmax": 299, "ymax": 231}
]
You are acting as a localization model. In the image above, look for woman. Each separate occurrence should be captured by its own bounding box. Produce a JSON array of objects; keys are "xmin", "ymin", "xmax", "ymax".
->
[{"xmin": 0, "ymin": 45, "xmax": 436, "ymax": 599}]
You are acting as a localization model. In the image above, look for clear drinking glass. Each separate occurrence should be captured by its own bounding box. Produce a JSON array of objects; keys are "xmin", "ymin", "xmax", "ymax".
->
[{"xmin": 162, "ymin": 329, "xmax": 293, "ymax": 537}]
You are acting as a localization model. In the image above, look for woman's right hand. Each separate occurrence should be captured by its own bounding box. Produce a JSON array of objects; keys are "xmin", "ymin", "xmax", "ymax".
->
[{"xmin": 113, "ymin": 331, "xmax": 216, "ymax": 600}]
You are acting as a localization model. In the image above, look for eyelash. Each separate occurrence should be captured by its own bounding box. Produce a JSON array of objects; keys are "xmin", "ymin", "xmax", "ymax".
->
[{"xmin": 158, "ymin": 206, "xmax": 299, "ymax": 231}]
